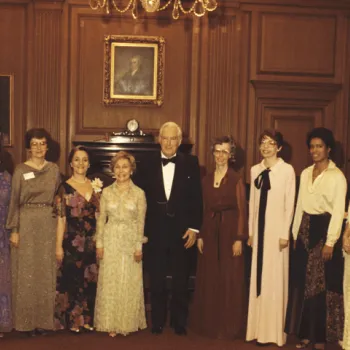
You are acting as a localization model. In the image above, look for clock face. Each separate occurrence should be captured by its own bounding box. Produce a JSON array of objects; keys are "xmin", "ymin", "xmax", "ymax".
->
[{"xmin": 127, "ymin": 119, "xmax": 139, "ymax": 133}]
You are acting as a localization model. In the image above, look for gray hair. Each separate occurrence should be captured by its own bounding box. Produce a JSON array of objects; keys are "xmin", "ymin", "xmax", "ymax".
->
[
  {"xmin": 159, "ymin": 121, "xmax": 182, "ymax": 140},
  {"xmin": 211, "ymin": 135, "xmax": 237, "ymax": 160}
]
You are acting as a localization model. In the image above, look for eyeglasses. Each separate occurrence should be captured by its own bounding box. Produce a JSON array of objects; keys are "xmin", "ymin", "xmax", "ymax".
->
[
  {"xmin": 260, "ymin": 140, "xmax": 277, "ymax": 148},
  {"xmin": 213, "ymin": 149, "xmax": 230, "ymax": 156},
  {"xmin": 30, "ymin": 141, "xmax": 47, "ymax": 148}
]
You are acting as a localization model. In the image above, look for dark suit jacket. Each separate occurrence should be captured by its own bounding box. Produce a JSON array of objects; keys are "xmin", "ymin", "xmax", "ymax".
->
[{"xmin": 135, "ymin": 152, "xmax": 203, "ymax": 247}]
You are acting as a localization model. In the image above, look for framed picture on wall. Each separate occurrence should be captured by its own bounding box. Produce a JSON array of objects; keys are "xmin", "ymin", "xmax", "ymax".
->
[
  {"xmin": 0, "ymin": 74, "xmax": 14, "ymax": 146},
  {"xmin": 103, "ymin": 35, "xmax": 165, "ymax": 106}
]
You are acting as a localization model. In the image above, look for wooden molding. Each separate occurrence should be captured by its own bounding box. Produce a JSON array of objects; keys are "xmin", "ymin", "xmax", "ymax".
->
[{"xmin": 250, "ymin": 80, "xmax": 342, "ymax": 94}]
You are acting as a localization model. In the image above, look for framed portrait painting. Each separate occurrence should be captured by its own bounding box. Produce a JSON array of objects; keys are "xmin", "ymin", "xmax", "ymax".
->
[
  {"xmin": 103, "ymin": 35, "xmax": 165, "ymax": 106},
  {"xmin": 0, "ymin": 74, "xmax": 14, "ymax": 146}
]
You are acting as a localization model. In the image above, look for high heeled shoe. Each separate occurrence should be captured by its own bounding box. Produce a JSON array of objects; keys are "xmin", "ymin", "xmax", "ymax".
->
[
  {"xmin": 69, "ymin": 327, "xmax": 81, "ymax": 334},
  {"xmin": 296, "ymin": 340, "xmax": 311, "ymax": 349},
  {"xmin": 83, "ymin": 324, "xmax": 94, "ymax": 332}
]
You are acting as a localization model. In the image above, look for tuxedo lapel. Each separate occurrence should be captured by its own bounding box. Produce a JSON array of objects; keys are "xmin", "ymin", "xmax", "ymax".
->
[
  {"xmin": 168, "ymin": 153, "xmax": 185, "ymax": 204},
  {"xmin": 154, "ymin": 153, "xmax": 167, "ymax": 203}
]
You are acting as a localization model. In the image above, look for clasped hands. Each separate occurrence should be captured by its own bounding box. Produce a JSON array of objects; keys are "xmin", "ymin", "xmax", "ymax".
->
[{"xmin": 95, "ymin": 248, "xmax": 143, "ymax": 263}]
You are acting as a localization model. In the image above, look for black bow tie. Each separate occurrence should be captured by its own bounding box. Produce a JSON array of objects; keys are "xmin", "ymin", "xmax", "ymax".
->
[
  {"xmin": 161, "ymin": 156, "xmax": 177, "ymax": 166},
  {"xmin": 254, "ymin": 169, "xmax": 271, "ymax": 191}
]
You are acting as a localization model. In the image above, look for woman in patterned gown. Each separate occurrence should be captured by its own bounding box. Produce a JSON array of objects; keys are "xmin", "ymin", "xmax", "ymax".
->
[
  {"xmin": 343, "ymin": 213, "xmax": 350, "ymax": 350},
  {"xmin": 285, "ymin": 127, "xmax": 347, "ymax": 350},
  {"xmin": 55, "ymin": 146, "xmax": 101, "ymax": 333},
  {"xmin": 189, "ymin": 136, "xmax": 248, "ymax": 339},
  {"xmin": 0, "ymin": 144, "xmax": 13, "ymax": 338},
  {"xmin": 94, "ymin": 151, "xmax": 147, "ymax": 337},
  {"xmin": 7, "ymin": 128, "xmax": 61, "ymax": 335}
]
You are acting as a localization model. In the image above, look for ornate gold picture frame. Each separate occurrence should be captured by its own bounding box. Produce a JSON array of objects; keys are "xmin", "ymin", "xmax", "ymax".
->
[
  {"xmin": 0, "ymin": 74, "xmax": 14, "ymax": 146},
  {"xmin": 103, "ymin": 35, "xmax": 165, "ymax": 106}
]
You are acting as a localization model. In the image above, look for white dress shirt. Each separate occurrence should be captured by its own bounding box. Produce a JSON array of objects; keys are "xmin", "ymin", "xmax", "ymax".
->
[
  {"xmin": 161, "ymin": 152, "xmax": 176, "ymax": 201},
  {"xmin": 292, "ymin": 160, "xmax": 347, "ymax": 247}
]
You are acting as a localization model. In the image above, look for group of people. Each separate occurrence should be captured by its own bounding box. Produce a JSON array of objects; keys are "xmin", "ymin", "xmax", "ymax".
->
[{"xmin": 0, "ymin": 122, "xmax": 350, "ymax": 350}]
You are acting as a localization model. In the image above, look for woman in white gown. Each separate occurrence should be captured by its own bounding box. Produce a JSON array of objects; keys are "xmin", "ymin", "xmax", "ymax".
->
[
  {"xmin": 94, "ymin": 151, "xmax": 147, "ymax": 337},
  {"xmin": 343, "ymin": 211, "xmax": 350, "ymax": 350},
  {"xmin": 246, "ymin": 130, "xmax": 296, "ymax": 346}
]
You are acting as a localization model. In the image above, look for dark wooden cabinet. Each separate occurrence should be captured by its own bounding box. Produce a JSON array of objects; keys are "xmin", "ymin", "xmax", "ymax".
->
[{"xmin": 73, "ymin": 137, "xmax": 193, "ymax": 187}]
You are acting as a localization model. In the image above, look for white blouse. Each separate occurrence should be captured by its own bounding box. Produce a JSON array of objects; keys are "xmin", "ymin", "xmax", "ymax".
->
[{"xmin": 292, "ymin": 160, "xmax": 347, "ymax": 247}]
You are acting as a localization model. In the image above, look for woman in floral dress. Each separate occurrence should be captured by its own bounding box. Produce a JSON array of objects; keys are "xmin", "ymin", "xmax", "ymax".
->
[{"xmin": 55, "ymin": 146, "xmax": 102, "ymax": 333}]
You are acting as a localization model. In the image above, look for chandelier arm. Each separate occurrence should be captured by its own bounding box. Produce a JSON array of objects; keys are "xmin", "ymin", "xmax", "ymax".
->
[
  {"xmin": 156, "ymin": 0, "xmax": 173, "ymax": 11},
  {"xmin": 89, "ymin": 0, "xmax": 107, "ymax": 10},
  {"xmin": 202, "ymin": 0, "xmax": 217, "ymax": 11},
  {"xmin": 111, "ymin": 0, "xmax": 134, "ymax": 13},
  {"xmin": 178, "ymin": 0, "xmax": 197, "ymax": 14}
]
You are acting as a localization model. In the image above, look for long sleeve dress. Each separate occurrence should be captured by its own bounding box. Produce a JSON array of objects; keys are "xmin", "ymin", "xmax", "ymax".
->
[
  {"xmin": 189, "ymin": 168, "xmax": 248, "ymax": 339},
  {"xmin": 6, "ymin": 162, "xmax": 60, "ymax": 331},
  {"xmin": 0, "ymin": 171, "xmax": 12, "ymax": 333},
  {"xmin": 246, "ymin": 158, "xmax": 295, "ymax": 346},
  {"xmin": 53, "ymin": 182, "xmax": 100, "ymax": 330},
  {"xmin": 94, "ymin": 181, "xmax": 147, "ymax": 335},
  {"xmin": 285, "ymin": 160, "xmax": 347, "ymax": 344}
]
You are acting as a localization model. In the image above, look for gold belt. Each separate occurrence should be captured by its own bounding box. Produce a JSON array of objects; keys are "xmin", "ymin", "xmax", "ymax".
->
[{"xmin": 21, "ymin": 203, "xmax": 52, "ymax": 208}]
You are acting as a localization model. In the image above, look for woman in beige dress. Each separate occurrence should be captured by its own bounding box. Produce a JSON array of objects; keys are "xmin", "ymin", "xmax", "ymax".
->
[
  {"xmin": 94, "ymin": 151, "xmax": 147, "ymax": 337},
  {"xmin": 6, "ymin": 128, "xmax": 60, "ymax": 336}
]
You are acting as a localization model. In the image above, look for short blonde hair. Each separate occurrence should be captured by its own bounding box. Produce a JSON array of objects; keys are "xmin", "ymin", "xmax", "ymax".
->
[
  {"xmin": 110, "ymin": 151, "xmax": 136, "ymax": 172},
  {"xmin": 159, "ymin": 121, "xmax": 182, "ymax": 140}
]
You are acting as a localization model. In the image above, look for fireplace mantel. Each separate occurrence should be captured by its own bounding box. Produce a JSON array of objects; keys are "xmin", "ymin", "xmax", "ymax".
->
[{"xmin": 72, "ymin": 139, "xmax": 193, "ymax": 186}]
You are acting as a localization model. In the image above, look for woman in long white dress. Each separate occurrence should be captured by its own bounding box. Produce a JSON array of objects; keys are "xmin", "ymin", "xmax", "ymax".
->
[
  {"xmin": 343, "ymin": 212, "xmax": 350, "ymax": 350},
  {"xmin": 246, "ymin": 130, "xmax": 296, "ymax": 346},
  {"xmin": 94, "ymin": 151, "xmax": 147, "ymax": 337}
]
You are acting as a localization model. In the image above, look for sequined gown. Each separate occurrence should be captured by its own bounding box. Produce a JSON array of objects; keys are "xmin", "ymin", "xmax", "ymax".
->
[
  {"xmin": 0, "ymin": 171, "xmax": 12, "ymax": 332},
  {"xmin": 6, "ymin": 162, "xmax": 60, "ymax": 331},
  {"xmin": 94, "ymin": 181, "xmax": 147, "ymax": 335},
  {"xmin": 54, "ymin": 182, "xmax": 100, "ymax": 330}
]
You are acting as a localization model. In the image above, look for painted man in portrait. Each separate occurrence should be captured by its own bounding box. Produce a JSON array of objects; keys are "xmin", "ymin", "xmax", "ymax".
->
[{"xmin": 114, "ymin": 55, "xmax": 152, "ymax": 96}]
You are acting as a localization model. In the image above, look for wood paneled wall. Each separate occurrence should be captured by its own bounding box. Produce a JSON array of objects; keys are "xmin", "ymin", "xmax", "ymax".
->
[{"xmin": 1, "ymin": 0, "xmax": 350, "ymax": 179}]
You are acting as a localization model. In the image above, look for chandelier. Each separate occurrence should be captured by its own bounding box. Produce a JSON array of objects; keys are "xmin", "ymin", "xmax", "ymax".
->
[{"xmin": 89, "ymin": 0, "xmax": 218, "ymax": 20}]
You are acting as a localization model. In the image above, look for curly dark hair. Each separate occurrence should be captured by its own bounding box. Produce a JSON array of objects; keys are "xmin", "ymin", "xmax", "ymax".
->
[
  {"xmin": 211, "ymin": 136, "xmax": 237, "ymax": 159},
  {"xmin": 25, "ymin": 128, "xmax": 53, "ymax": 149},
  {"xmin": 306, "ymin": 127, "xmax": 335, "ymax": 150},
  {"xmin": 68, "ymin": 145, "xmax": 91, "ymax": 164},
  {"xmin": 258, "ymin": 129, "xmax": 284, "ymax": 148}
]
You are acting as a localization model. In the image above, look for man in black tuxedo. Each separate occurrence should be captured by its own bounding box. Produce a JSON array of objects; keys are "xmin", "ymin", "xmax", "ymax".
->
[{"xmin": 137, "ymin": 122, "xmax": 202, "ymax": 336}]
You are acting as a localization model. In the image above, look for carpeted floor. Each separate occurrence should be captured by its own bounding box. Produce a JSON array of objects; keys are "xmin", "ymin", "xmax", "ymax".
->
[{"xmin": 0, "ymin": 328, "xmax": 341, "ymax": 350}]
